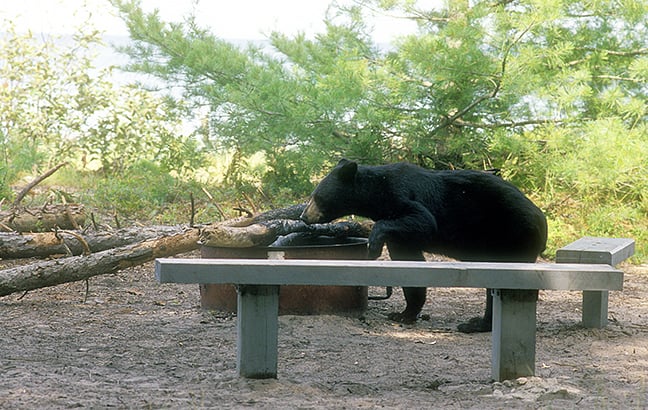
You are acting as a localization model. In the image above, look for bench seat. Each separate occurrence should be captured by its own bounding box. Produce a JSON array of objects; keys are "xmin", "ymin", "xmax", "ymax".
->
[
  {"xmin": 155, "ymin": 259, "xmax": 623, "ymax": 290},
  {"xmin": 155, "ymin": 258, "xmax": 624, "ymax": 381}
]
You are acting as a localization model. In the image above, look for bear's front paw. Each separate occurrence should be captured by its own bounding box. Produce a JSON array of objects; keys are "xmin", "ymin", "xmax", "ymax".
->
[
  {"xmin": 367, "ymin": 229, "xmax": 385, "ymax": 259},
  {"xmin": 457, "ymin": 316, "xmax": 492, "ymax": 333},
  {"xmin": 367, "ymin": 241, "xmax": 384, "ymax": 259},
  {"xmin": 387, "ymin": 311, "xmax": 418, "ymax": 324}
]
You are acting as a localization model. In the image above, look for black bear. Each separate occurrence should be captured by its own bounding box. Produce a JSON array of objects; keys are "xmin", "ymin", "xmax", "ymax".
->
[{"xmin": 301, "ymin": 159, "xmax": 547, "ymax": 333}]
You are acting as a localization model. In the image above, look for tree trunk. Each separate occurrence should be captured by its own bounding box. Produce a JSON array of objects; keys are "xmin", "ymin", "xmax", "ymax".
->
[
  {"xmin": 199, "ymin": 219, "xmax": 373, "ymax": 248},
  {"xmin": 199, "ymin": 202, "xmax": 372, "ymax": 248},
  {"xmin": 0, "ymin": 204, "xmax": 86, "ymax": 232},
  {"xmin": 0, "ymin": 225, "xmax": 192, "ymax": 259},
  {"xmin": 222, "ymin": 203, "xmax": 307, "ymax": 227},
  {"xmin": 0, "ymin": 228, "xmax": 200, "ymax": 298},
  {"xmin": 0, "ymin": 203, "xmax": 373, "ymax": 298}
]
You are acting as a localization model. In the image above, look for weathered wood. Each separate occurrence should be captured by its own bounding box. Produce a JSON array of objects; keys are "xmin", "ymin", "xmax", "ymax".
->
[
  {"xmin": 220, "ymin": 203, "xmax": 307, "ymax": 228},
  {"xmin": 198, "ymin": 220, "xmax": 372, "ymax": 248},
  {"xmin": 556, "ymin": 237, "xmax": 635, "ymax": 328},
  {"xmin": 555, "ymin": 237, "xmax": 635, "ymax": 265},
  {"xmin": 156, "ymin": 255, "xmax": 623, "ymax": 382},
  {"xmin": 491, "ymin": 289, "xmax": 538, "ymax": 381},
  {"xmin": 230, "ymin": 203, "xmax": 308, "ymax": 227},
  {"xmin": 199, "ymin": 223, "xmax": 274, "ymax": 248},
  {"xmin": 12, "ymin": 162, "xmax": 67, "ymax": 208},
  {"xmin": 0, "ymin": 225, "xmax": 189, "ymax": 259},
  {"xmin": 0, "ymin": 231, "xmax": 67, "ymax": 257},
  {"xmin": 237, "ymin": 285, "xmax": 279, "ymax": 379},
  {"xmin": 0, "ymin": 228, "xmax": 200, "ymax": 297},
  {"xmin": 155, "ymin": 259, "xmax": 623, "ymax": 290},
  {"xmin": 198, "ymin": 202, "xmax": 371, "ymax": 248},
  {"xmin": 0, "ymin": 204, "xmax": 86, "ymax": 232}
]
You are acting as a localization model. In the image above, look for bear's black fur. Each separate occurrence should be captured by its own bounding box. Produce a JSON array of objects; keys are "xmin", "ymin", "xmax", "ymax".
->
[{"xmin": 301, "ymin": 159, "xmax": 548, "ymax": 332}]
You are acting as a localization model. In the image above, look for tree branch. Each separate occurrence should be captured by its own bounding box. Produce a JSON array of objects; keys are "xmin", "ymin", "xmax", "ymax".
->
[
  {"xmin": 593, "ymin": 75, "xmax": 645, "ymax": 83},
  {"xmin": 12, "ymin": 162, "xmax": 68, "ymax": 208},
  {"xmin": 429, "ymin": 22, "xmax": 535, "ymax": 135},
  {"xmin": 453, "ymin": 118, "xmax": 568, "ymax": 129},
  {"xmin": 580, "ymin": 47, "xmax": 648, "ymax": 57}
]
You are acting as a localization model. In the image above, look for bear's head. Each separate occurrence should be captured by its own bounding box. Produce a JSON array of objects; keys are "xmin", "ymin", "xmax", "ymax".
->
[{"xmin": 300, "ymin": 158, "xmax": 358, "ymax": 224}]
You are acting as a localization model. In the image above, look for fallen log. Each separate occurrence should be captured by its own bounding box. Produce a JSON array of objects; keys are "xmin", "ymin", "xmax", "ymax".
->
[
  {"xmin": 0, "ymin": 203, "xmax": 372, "ymax": 297},
  {"xmin": 0, "ymin": 228, "xmax": 200, "ymax": 298},
  {"xmin": 0, "ymin": 225, "xmax": 190, "ymax": 259},
  {"xmin": 0, "ymin": 204, "xmax": 86, "ymax": 232},
  {"xmin": 199, "ymin": 219, "xmax": 373, "ymax": 248},
  {"xmin": 223, "ymin": 203, "xmax": 307, "ymax": 227},
  {"xmin": 199, "ymin": 202, "xmax": 373, "ymax": 248}
]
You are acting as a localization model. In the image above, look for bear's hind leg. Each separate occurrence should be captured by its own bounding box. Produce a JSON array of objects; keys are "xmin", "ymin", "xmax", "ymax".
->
[
  {"xmin": 456, "ymin": 249, "xmax": 541, "ymax": 333},
  {"xmin": 457, "ymin": 289, "xmax": 493, "ymax": 333}
]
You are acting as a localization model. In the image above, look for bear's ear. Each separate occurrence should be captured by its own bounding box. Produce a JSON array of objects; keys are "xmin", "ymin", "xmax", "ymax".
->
[{"xmin": 336, "ymin": 158, "xmax": 358, "ymax": 182}]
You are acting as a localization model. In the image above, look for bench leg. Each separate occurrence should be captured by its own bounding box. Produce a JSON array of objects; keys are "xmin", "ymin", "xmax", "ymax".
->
[
  {"xmin": 236, "ymin": 285, "xmax": 279, "ymax": 379},
  {"xmin": 582, "ymin": 290, "xmax": 609, "ymax": 328},
  {"xmin": 491, "ymin": 289, "xmax": 538, "ymax": 381}
]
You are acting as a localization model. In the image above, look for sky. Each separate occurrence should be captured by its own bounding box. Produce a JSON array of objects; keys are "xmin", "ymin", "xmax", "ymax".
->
[{"xmin": 0, "ymin": 0, "xmax": 441, "ymax": 42}]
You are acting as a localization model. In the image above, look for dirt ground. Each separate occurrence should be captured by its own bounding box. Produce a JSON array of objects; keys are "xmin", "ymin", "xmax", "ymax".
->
[{"xmin": 1, "ymin": 251, "xmax": 646, "ymax": 409}]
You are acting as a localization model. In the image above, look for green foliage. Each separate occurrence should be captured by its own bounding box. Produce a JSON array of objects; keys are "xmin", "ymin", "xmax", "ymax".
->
[
  {"xmin": 1, "ymin": 2, "xmax": 646, "ymax": 261},
  {"xmin": 111, "ymin": 0, "xmax": 647, "ymax": 171},
  {"xmin": 46, "ymin": 161, "xmax": 220, "ymax": 226},
  {"xmin": 91, "ymin": 161, "xmax": 179, "ymax": 214},
  {"xmin": 0, "ymin": 19, "xmax": 218, "ymax": 229},
  {"xmin": 490, "ymin": 118, "xmax": 647, "ymax": 260},
  {"xmin": 0, "ymin": 27, "xmax": 54, "ymax": 189},
  {"xmin": 110, "ymin": 0, "xmax": 647, "ymax": 260},
  {"xmin": 112, "ymin": 0, "xmax": 391, "ymax": 175},
  {"xmin": 109, "ymin": 0, "xmax": 647, "ymax": 260},
  {"xmin": 0, "ymin": 23, "xmax": 203, "ymax": 180}
]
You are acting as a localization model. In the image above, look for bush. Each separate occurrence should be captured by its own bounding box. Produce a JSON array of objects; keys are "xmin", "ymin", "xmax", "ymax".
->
[
  {"xmin": 490, "ymin": 119, "xmax": 647, "ymax": 261},
  {"xmin": 88, "ymin": 161, "xmax": 183, "ymax": 219}
]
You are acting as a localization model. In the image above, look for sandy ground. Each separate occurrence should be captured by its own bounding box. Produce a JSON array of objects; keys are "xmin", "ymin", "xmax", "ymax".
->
[{"xmin": 0, "ymin": 251, "xmax": 646, "ymax": 409}]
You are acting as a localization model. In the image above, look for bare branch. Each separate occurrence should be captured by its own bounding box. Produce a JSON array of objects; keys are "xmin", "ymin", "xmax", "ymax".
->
[
  {"xmin": 566, "ymin": 48, "xmax": 648, "ymax": 67},
  {"xmin": 593, "ymin": 75, "xmax": 645, "ymax": 83},
  {"xmin": 429, "ymin": 22, "xmax": 535, "ymax": 135},
  {"xmin": 580, "ymin": 47, "xmax": 648, "ymax": 57},
  {"xmin": 12, "ymin": 162, "xmax": 68, "ymax": 208},
  {"xmin": 454, "ymin": 118, "xmax": 568, "ymax": 129},
  {"xmin": 350, "ymin": 0, "xmax": 449, "ymax": 24}
]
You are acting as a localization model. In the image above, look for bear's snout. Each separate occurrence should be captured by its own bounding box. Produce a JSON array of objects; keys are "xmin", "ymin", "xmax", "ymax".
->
[{"xmin": 300, "ymin": 199, "xmax": 323, "ymax": 224}]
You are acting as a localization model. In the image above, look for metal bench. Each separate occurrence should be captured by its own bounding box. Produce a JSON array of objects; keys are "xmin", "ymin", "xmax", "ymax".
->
[{"xmin": 155, "ymin": 237, "xmax": 634, "ymax": 381}]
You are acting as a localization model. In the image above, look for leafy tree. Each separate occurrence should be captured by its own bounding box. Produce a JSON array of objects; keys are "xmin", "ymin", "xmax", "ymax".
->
[
  {"xmin": 0, "ymin": 23, "xmax": 201, "ymax": 187},
  {"xmin": 112, "ymin": 0, "xmax": 646, "ymax": 169},
  {"xmin": 112, "ymin": 0, "xmax": 388, "ymax": 193},
  {"xmin": 112, "ymin": 0, "xmax": 646, "ymax": 257}
]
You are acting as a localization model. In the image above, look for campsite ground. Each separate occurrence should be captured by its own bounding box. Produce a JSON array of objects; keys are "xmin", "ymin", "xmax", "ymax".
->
[{"xmin": 1, "ymin": 251, "xmax": 646, "ymax": 409}]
